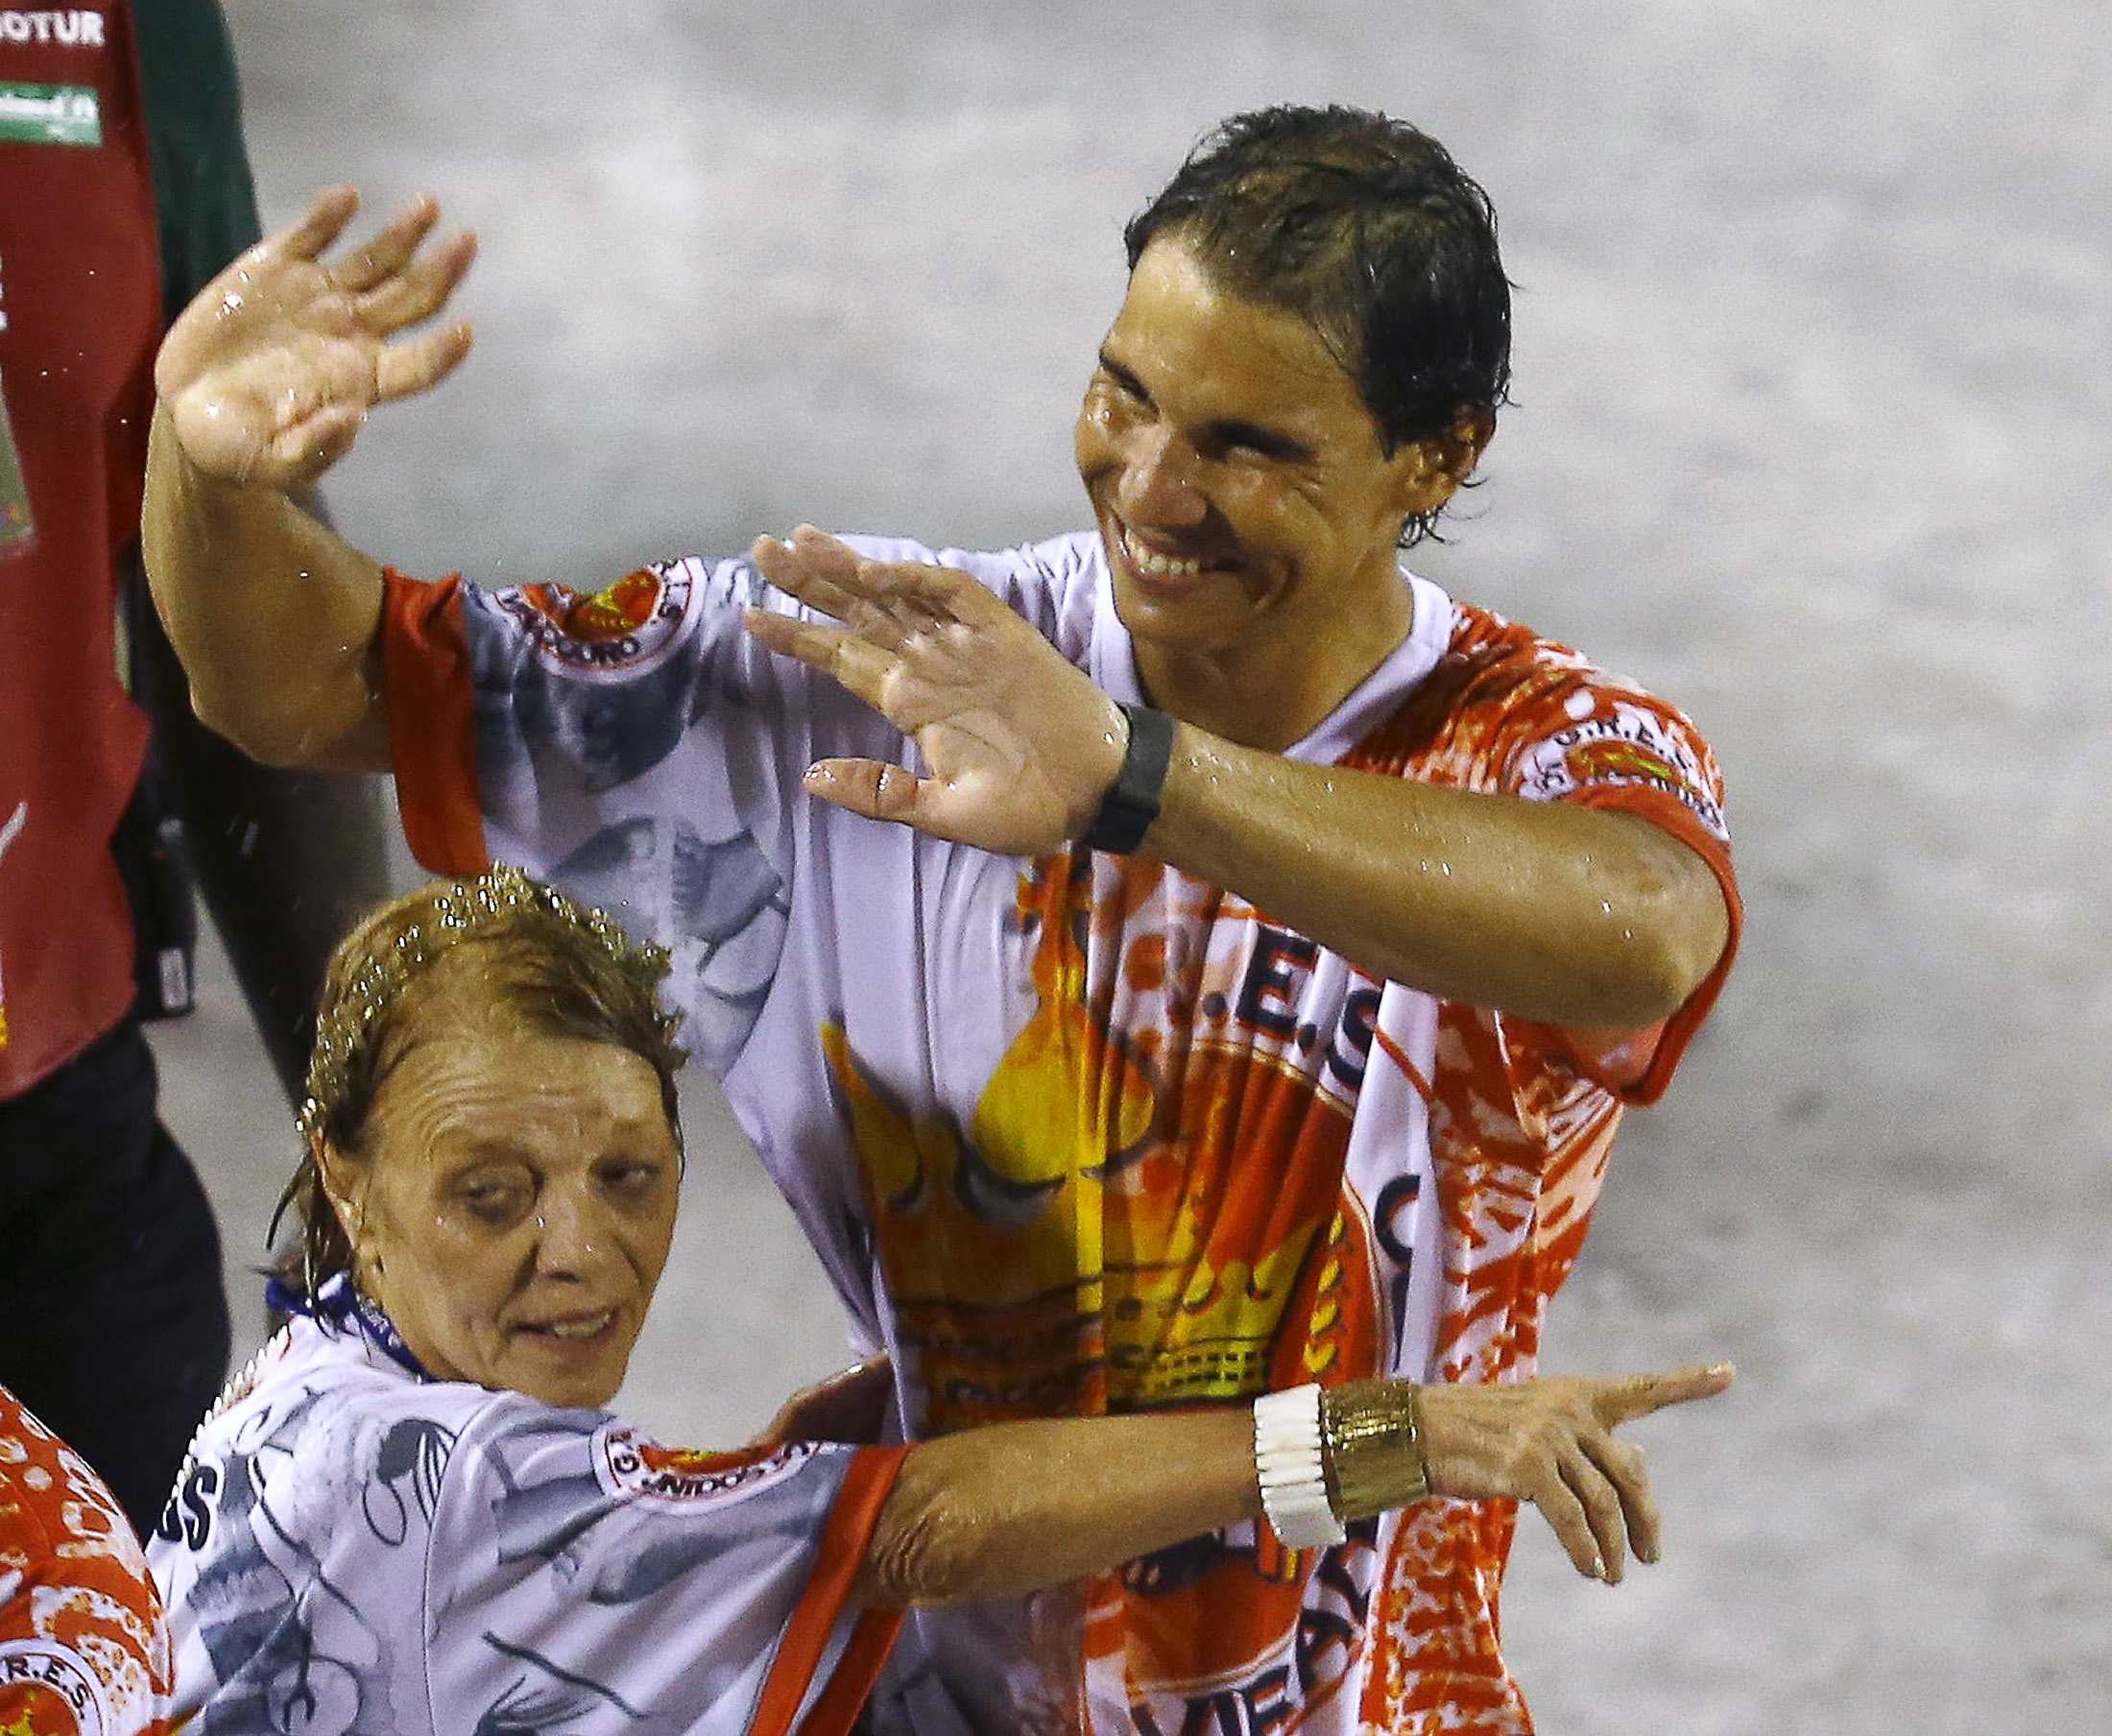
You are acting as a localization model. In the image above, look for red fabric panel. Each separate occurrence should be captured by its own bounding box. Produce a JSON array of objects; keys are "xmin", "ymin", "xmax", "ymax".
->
[
  {"xmin": 0, "ymin": 0, "xmax": 163, "ymax": 1096},
  {"xmin": 377, "ymin": 567, "xmax": 489, "ymax": 877},
  {"xmin": 748, "ymin": 1444, "xmax": 909, "ymax": 1736}
]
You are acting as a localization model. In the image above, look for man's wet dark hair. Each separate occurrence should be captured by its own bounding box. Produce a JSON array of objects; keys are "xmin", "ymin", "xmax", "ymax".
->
[{"xmin": 1125, "ymin": 105, "xmax": 1513, "ymax": 545}]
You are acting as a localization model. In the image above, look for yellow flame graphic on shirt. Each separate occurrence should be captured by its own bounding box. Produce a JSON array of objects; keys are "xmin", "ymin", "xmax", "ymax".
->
[{"xmin": 825, "ymin": 857, "xmax": 1367, "ymax": 1430}]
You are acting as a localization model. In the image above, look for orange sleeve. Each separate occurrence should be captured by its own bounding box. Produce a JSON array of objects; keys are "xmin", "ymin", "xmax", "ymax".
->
[
  {"xmin": 1556, "ymin": 783, "xmax": 1742, "ymax": 1104},
  {"xmin": 1, "ymin": 1390, "xmax": 170, "ymax": 1734},
  {"xmin": 747, "ymin": 1444, "xmax": 909, "ymax": 1736},
  {"xmin": 1481, "ymin": 643, "xmax": 1740, "ymax": 1106},
  {"xmin": 377, "ymin": 567, "xmax": 490, "ymax": 877}
]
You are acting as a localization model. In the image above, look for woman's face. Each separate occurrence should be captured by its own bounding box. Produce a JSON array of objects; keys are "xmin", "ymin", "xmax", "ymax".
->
[{"xmin": 328, "ymin": 992, "xmax": 681, "ymax": 1410}]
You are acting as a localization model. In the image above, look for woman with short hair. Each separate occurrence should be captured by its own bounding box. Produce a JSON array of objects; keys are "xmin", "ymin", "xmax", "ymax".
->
[{"xmin": 149, "ymin": 868, "xmax": 1727, "ymax": 1735}]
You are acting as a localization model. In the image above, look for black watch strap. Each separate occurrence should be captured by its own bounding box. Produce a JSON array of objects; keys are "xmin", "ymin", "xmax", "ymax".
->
[{"xmin": 1083, "ymin": 704, "xmax": 1175, "ymax": 855}]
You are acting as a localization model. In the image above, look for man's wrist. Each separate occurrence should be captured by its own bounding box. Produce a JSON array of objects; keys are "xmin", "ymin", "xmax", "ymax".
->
[{"xmin": 1082, "ymin": 703, "xmax": 1175, "ymax": 855}]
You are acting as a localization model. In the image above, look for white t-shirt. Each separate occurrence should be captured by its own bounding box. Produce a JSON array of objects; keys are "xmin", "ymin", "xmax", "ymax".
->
[
  {"xmin": 380, "ymin": 529, "xmax": 1740, "ymax": 1733},
  {"xmin": 149, "ymin": 1295, "xmax": 904, "ymax": 1736}
]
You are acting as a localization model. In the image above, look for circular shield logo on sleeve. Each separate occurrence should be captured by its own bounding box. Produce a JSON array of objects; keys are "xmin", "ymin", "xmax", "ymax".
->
[
  {"xmin": 0, "ymin": 1639, "xmax": 108, "ymax": 1735},
  {"xmin": 497, "ymin": 561, "xmax": 702, "ymax": 683}
]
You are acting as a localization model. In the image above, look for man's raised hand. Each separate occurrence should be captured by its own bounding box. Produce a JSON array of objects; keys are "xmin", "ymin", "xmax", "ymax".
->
[
  {"xmin": 155, "ymin": 186, "xmax": 476, "ymax": 491},
  {"xmin": 746, "ymin": 528, "xmax": 1130, "ymax": 856}
]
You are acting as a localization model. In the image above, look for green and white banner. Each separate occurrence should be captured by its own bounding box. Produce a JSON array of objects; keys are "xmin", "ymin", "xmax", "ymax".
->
[{"xmin": 0, "ymin": 81, "xmax": 100, "ymax": 146}]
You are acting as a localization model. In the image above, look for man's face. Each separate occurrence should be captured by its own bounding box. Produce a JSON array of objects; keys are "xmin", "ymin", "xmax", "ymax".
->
[
  {"xmin": 330, "ymin": 994, "xmax": 681, "ymax": 1410},
  {"xmin": 1074, "ymin": 239, "xmax": 1459, "ymax": 669}
]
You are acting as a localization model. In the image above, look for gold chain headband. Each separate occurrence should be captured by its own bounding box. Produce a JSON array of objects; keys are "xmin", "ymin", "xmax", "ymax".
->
[{"xmin": 298, "ymin": 863, "xmax": 677, "ymax": 1141}]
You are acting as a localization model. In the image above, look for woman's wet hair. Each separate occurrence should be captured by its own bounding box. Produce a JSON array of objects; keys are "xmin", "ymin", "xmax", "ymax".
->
[
  {"xmin": 1124, "ymin": 104, "xmax": 1514, "ymax": 546},
  {"xmin": 272, "ymin": 871, "xmax": 687, "ymax": 1298}
]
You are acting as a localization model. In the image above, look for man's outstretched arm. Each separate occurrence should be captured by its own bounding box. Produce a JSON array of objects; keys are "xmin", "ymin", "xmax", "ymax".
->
[
  {"xmin": 142, "ymin": 187, "xmax": 475, "ymax": 773},
  {"xmin": 1137, "ymin": 731, "xmax": 1727, "ymax": 1029},
  {"xmin": 747, "ymin": 529, "xmax": 1731, "ymax": 1032}
]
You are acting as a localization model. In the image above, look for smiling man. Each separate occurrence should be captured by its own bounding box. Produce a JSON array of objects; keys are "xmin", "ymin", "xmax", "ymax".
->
[{"xmin": 142, "ymin": 106, "xmax": 1740, "ymax": 1734}]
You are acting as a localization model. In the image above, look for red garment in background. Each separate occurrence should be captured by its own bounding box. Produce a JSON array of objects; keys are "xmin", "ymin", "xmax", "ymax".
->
[
  {"xmin": 0, "ymin": 1381, "xmax": 170, "ymax": 1734},
  {"xmin": 0, "ymin": 0, "xmax": 164, "ymax": 1096}
]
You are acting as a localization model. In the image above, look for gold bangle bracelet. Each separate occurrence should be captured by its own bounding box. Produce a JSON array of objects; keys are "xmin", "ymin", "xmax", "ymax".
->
[{"xmin": 1320, "ymin": 1379, "xmax": 1431, "ymax": 1520}]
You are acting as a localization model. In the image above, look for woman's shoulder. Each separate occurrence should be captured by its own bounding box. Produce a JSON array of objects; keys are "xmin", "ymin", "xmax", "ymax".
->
[
  {"xmin": 444, "ymin": 1397, "xmax": 845, "ymax": 1508},
  {"xmin": 214, "ymin": 1319, "xmax": 503, "ymax": 1440},
  {"xmin": 164, "ymin": 1322, "xmax": 514, "ymax": 1552},
  {"xmin": 153, "ymin": 1332, "xmax": 527, "ymax": 1736}
]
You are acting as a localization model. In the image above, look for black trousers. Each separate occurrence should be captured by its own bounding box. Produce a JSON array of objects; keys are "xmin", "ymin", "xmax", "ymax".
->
[{"xmin": 0, "ymin": 1018, "xmax": 231, "ymax": 1537}]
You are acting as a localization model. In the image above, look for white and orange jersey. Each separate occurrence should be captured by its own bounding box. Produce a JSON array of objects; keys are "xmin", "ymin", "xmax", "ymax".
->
[
  {"xmin": 379, "ymin": 530, "xmax": 1740, "ymax": 1734},
  {"xmin": 1, "ymin": 1384, "xmax": 170, "ymax": 1736},
  {"xmin": 146, "ymin": 1305, "xmax": 904, "ymax": 1736}
]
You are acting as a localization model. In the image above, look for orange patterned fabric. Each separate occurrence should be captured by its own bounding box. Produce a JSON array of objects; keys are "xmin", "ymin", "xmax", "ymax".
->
[
  {"xmin": 1346, "ymin": 605, "xmax": 1739, "ymax": 1732},
  {"xmin": 0, "ymin": 1386, "xmax": 168, "ymax": 1736}
]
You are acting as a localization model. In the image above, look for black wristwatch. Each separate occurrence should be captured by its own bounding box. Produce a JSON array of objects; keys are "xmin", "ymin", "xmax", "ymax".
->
[{"xmin": 1082, "ymin": 703, "xmax": 1175, "ymax": 855}]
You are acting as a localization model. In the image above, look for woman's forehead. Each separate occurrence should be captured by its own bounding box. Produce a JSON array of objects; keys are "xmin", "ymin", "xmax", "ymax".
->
[{"xmin": 373, "ymin": 1025, "xmax": 669, "ymax": 1155}]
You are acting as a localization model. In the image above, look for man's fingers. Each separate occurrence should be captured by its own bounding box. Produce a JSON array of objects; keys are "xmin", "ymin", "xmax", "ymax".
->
[
  {"xmin": 742, "ymin": 605, "xmax": 835, "ymax": 663},
  {"xmin": 804, "ymin": 759, "xmax": 930, "ymax": 826},
  {"xmin": 747, "ymin": 551, "xmax": 927, "ymax": 653},
  {"xmin": 330, "ymin": 194, "xmax": 441, "ymax": 293},
  {"xmin": 1532, "ymin": 1469, "xmax": 1605, "ymax": 1582},
  {"xmin": 751, "ymin": 535, "xmax": 865, "ymax": 621},
  {"xmin": 374, "ymin": 322, "xmax": 475, "ymax": 403},
  {"xmin": 1582, "ymin": 1432, "xmax": 1661, "ymax": 1565},
  {"xmin": 1557, "ymin": 1447, "xmax": 1626, "ymax": 1584},
  {"xmin": 277, "ymin": 184, "xmax": 362, "ymax": 262},
  {"xmin": 354, "ymin": 231, "xmax": 478, "ymax": 334},
  {"xmin": 788, "ymin": 524, "xmax": 884, "ymax": 588},
  {"xmin": 755, "ymin": 531, "xmax": 1001, "ymax": 651},
  {"xmin": 257, "ymin": 403, "xmax": 366, "ymax": 487},
  {"xmin": 742, "ymin": 609, "xmax": 897, "ymax": 707},
  {"xmin": 788, "ymin": 526, "xmax": 991, "ymax": 618},
  {"xmin": 1594, "ymin": 1362, "xmax": 1735, "ymax": 1429}
]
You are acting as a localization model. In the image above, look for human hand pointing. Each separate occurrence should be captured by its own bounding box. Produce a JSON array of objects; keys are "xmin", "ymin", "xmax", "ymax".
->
[
  {"xmin": 155, "ymin": 185, "xmax": 476, "ymax": 491},
  {"xmin": 1416, "ymin": 1362, "xmax": 1735, "ymax": 1583}
]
